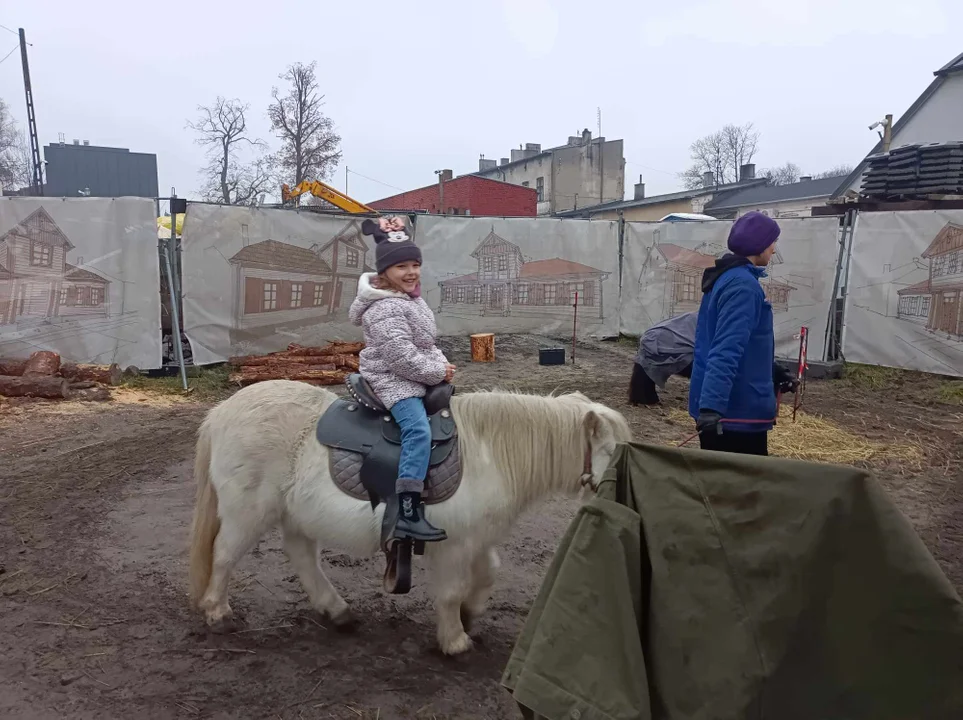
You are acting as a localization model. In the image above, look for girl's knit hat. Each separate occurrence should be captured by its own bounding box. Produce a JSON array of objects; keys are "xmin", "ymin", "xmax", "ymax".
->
[{"xmin": 362, "ymin": 217, "xmax": 422, "ymax": 274}]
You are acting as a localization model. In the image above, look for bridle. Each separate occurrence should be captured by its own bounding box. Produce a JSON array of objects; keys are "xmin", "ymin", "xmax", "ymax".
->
[{"xmin": 579, "ymin": 425, "xmax": 597, "ymax": 492}]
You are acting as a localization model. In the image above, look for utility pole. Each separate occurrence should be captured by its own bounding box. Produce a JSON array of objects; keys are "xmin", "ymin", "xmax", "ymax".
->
[
  {"xmin": 19, "ymin": 29, "xmax": 43, "ymax": 195},
  {"xmin": 345, "ymin": 166, "xmax": 349, "ymax": 195}
]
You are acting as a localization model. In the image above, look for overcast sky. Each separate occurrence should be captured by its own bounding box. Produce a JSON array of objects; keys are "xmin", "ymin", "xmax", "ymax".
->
[{"xmin": 1, "ymin": 0, "xmax": 960, "ymax": 204}]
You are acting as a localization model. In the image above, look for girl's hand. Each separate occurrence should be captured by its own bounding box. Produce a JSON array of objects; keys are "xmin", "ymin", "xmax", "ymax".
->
[{"xmin": 444, "ymin": 364, "xmax": 456, "ymax": 383}]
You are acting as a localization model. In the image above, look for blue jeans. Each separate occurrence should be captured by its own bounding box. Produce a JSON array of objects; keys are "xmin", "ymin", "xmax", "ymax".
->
[{"xmin": 390, "ymin": 397, "xmax": 431, "ymax": 494}]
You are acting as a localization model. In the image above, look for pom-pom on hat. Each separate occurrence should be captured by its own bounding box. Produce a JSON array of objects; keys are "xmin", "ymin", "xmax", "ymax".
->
[{"xmin": 362, "ymin": 217, "xmax": 422, "ymax": 274}]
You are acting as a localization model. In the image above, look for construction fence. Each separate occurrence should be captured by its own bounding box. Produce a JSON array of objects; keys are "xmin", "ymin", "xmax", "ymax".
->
[{"xmin": 1, "ymin": 197, "xmax": 961, "ymax": 378}]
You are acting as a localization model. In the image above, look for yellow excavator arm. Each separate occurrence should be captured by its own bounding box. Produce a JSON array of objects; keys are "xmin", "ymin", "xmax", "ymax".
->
[{"xmin": 281, "ymin": 179, "xmax": 377, "ymax": 214}]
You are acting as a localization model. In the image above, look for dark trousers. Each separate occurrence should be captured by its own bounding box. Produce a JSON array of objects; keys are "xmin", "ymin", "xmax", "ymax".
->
[{"xmin": 699, "ymin": 428, "xmax": 769, "ymax": 456}]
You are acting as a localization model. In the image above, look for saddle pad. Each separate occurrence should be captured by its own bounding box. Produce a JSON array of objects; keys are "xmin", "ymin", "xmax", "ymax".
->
[{"xmin": 329, "ymin": 445, "xmax": 463, "ymax": 506}]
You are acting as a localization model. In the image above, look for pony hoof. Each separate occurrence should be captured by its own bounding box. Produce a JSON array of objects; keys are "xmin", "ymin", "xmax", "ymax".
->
[
  {"xmin": 206, "ymin": 616, "xmax": 237, "ymax": 634},
  {"xmin": 441, "ymin": 632, "xmax": 473, "ymax": 656},
  {"xmin": 328, "ymin": 607, "xmax": 359, "ymax": 632}
]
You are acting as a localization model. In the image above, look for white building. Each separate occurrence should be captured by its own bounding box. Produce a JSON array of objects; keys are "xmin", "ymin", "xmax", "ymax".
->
[
  {"xmin": 472, "ymin": 130, "xmax": 625, "ymax": 215},
  {"xmin": 833, "ymin": 52, "xmax": 963, "ymax": 199}
]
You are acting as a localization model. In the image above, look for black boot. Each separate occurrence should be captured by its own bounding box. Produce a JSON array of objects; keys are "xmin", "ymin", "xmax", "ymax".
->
[{"xmin": 394, "ymin": 492, "xmax": 447, "ymax": 542}]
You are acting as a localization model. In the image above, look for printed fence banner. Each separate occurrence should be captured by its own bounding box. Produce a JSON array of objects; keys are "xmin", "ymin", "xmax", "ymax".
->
[
  {"xmin": 844, "ymin": 210, "xmax": 963, "ymax": 377},
  {"xmin": 619, "ymin": 216, "xmax": 841, "ymax": 360},
  {"xmin": 182, "ymin": 204, "xmax": 376, "ymax": 365},
  {"xmin": 415, "ymin": 215, "xmax": 621, "ymax": 339},
  {"xmin": 0, "ymin": 197, "xmax": 161, "ymax": 369}
]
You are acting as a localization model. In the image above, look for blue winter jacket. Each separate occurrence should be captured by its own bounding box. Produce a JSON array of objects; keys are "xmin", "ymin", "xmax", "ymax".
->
[{"xmin": 688, "ymin": 256, "xmax": 776, "ymax": 432}]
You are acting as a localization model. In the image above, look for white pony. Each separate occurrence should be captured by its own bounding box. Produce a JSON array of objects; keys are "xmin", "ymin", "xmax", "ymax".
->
[{"xmin": 188, "ymin": 379, "xmax": 631, "ymax": 655}]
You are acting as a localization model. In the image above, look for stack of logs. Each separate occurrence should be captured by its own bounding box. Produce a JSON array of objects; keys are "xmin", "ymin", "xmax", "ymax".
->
[
  {"xmin": 228, "ymin": 341, "xmax": 364, "ymax": 387},
  {"xmin": 0, "ymin": 351, "xmax": 127, "ymax": 401}
]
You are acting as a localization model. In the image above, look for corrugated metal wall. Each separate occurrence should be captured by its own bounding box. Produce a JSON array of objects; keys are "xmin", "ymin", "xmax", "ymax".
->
[{"xmin": 43, "ymin": 144, "xmax": 159, "ymax": 198}]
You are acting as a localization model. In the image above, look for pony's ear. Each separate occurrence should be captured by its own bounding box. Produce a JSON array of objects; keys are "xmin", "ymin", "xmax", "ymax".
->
[{"xmin": 583, "ymin": 410, "xmax": 602, "ymax": 439}]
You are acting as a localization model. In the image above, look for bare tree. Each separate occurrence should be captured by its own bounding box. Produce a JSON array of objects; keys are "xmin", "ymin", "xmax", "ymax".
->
[
  {"xmin": 814, "ymin": 164, "xmax": 854, "ymax": 179},
  {"xmin": 0, "ymin": 99, "xmax": 31, "ymax": 192},
  {"xmin": 268, "ymin": 61, "xmax": 342, "ymax": 185},
  {"xmin": 680, "ymin": 123, "xmax": 760, "ymax": 189},
  {"xmin": 762, "ymin": 162, "xmax": 802, "ymax": 186},
  {"xmin": 187, "ymin": 97, "xmax": 274, "ymax": 205}
]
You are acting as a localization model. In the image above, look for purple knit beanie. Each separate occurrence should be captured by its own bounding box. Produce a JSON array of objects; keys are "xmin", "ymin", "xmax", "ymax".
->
[{"xmin": 727, "ymin": 211, "xmax": 780, "ymax": 257}]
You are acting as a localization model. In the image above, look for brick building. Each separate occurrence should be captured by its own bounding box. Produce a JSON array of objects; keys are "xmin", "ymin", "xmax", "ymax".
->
[{"xmin": 369, "ymin": 172, "xmax": 537, "ymax": 217}]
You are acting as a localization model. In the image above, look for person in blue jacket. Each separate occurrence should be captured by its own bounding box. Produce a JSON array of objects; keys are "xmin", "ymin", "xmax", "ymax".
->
[{"xmin": 688, "ymin": 211, "xmax": 797, "ymax": 456}]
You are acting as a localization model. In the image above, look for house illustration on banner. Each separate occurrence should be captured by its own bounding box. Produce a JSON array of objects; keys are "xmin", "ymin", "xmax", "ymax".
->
[
  {"xmin": 639, "ymin": 241, "xmax": 792, "ymax": 320},
  {"xmin": 436, "ymin": 228, "xmax": 610, "ymax": 318},
  {"xmin": 229, "ymin": 219, "xmax": 371, "ymax": 337},
  {"xmin": 0, "ymin": 207, "xmax": 110, "ymax": 325},
  {"xmin": 896, "ymin": 222, "xmax": 963, "ymax": 337}
]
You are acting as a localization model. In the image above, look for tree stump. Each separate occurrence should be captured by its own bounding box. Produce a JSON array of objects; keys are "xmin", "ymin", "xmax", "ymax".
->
[
  {"xmin": 470, "ymin": 333, "xmax": 495, "ymax": 363},
  {"xmin": 60, "ymin": 363, "xmax": 123, "ymax": 386},
  {"xmin": 0, "ymin": 375, "xmax": 69, "ymax": 398},
  {"xmin": 23, "ymin": 351, "xmax": 61, "ymax": 377}
]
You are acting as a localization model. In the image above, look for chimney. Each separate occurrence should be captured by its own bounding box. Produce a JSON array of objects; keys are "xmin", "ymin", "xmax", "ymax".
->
[
  {"xmin": 634, "ymin": 175, "xmax": 645, "ymax": 200},
  {"xmin": 72, "ymin": 139, "xmax": 80, "ymax": 145},
  {"xmin": 439, "ymin": 169, "xmax": 453, "ymax": 182},
  {"xmin": 739, "ymin": 163, "xmax": 756, "ymax": 181},
  {"xmin": 568, "ymin": 136, "xmax": 581, "ymax": 146},
  {"xmin": 83, "ymin": 140, "xmax": 90, "ymax": 146},
  {"xmin": 511, "ymin": 148, "xmax": 526, "ymax": 162},
  {"xmin": 799, "ymin": 175, "xmax": 812, "ymax": 182},
  {"xmin": 76, "ymin": 256, "xmax": 83, "ymax": 266},
  {"xmin": 581, "ymin": 128, "xmax": 592, "ymax": 144},
  {"xmin": 479, "ymin": 156, "xmax": 497, "ymax": 172},
  {"xmin": 702, "ymin": 171, "xmax": 715, "ymax": 188},
  {"xmin": 500, "ymin": 158, "xmax": 509, "ymax": 166}
]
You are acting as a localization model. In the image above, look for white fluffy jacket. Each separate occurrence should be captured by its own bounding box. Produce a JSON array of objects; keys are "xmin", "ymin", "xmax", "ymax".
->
[{"xmin": 348, "ymin": 273, "xmax": 449, "ymax": 409}]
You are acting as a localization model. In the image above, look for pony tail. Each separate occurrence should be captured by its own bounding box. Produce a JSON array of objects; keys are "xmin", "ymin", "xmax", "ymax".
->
[{"xmin": 188, "ymin": 422, "xmax": 220, "ymax": 607}]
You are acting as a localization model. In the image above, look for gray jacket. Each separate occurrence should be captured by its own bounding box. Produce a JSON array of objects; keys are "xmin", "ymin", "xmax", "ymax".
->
[{"xmin": 348, "ymin": 273, "xmax": 449, "ymax": 409}]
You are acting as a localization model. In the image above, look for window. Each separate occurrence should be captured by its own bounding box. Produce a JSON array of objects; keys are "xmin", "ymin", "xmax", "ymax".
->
[
  {"xmin": 498, "ymin": 255, "xmax": 508, "ymax": 272},
  {"xmin": 90, "ymin": 288, "xmax": 103, "ymax": 306},
  {"xmin": 570, "ymin": 282, "xmax": 584, "ymax": 304},
  {"xmin": 483, "ymin": 256, "xmax": 493, "ymax": 272},
  {"xmin": 345, "ymin": 248, "xmax": 359, "ymax": 268},
  {"xmin": 521, "ymin": 181, "xmax": 530, "ymax": 187},
  {"xmin": 59, "ymin": 288, "xmax": 68, "ymax": 305},
  {"xmin": 472, "ymin": 286, "xmax": 482, "ymax": 304},
  {"xmin": 30, "ymin": 242, "xmax": 52, "ymax": 267},
  {"xmin": 517, "ymin": 284, "xmax": 529, "ymax": 305},
  {"xmin": 313, "ymin": 284, "xmax": 324, "ymax": 306},
  {"xmin": 76, "ymin": 287, "xmax": 89, "ymax": 306},
  {"xmin": 680, "ymin": 274, "xmax": 698, "ymax": 302},
  {"xmin": 949, "ymin": 251, "xmax": 960, "ymax": 276},
  {"xmin": 536, "ymin": 176, "xmax": 544, "ymax": 203},
  {"xmin": 263, "ymin": 282, "xmax": 278, "ymax": 311},
  {"xmin": 543, "ymin": 284, "xmax": 556, "ymax": 304},
  {"xmin": 934, "ymin": 255, "xmax": 947, "ymax": 277},
  {"xmin": 456, "ymin": 287, "xmax": 467, "ymax": 303},
  {"xmin": 921, "ymin": 296, "xmax": 931, "ymax": 317},
  {"xmin": 290, "ymin": 283, "xmax": 303, "ymax": 308},
  {"xmin": 443, "ymin": 287, "xmax": 454, "ymax": 303}
]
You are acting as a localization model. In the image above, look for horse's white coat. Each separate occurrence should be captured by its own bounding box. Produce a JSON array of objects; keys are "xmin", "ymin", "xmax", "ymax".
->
[{"xmin": 188, "ymin": 379, "xmax": 631, "ymax": 655}]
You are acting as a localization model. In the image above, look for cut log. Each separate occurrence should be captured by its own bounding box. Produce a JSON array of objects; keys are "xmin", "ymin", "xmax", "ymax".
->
[
  {"xmin": 123, "ymin": 366, "xmax": 141, "ymax": 378},
  {"xmin": 0, "ymin": 357, "xmax": 26, "ymax": 376},
  {"xmin": 281, "ymin": 342, "xmax": 364, "ymax": 358},
  {"xmin": 59, "ymin": 362, "xmax": 123, "ymax": 386},
  {"xmin": 67, "ymin": 384, "xmax": 112, "ymax": 402},
  {"xmin": 229, "ymin": 369, "xmax": 348, "ymax": 387},
  {"xmin": 470, "ymin": 333, "xmax": 495, "ymax": 363},
  {"xmin": 230, "ymin": 355, "xmax": 349, "ymax": 368},
  {"xmin": 23, "ymin": 351, "xmax": 61, "ymax": 377},
  {"xmin": 235, "ymin": 363, "xmax": 337, "ymax": 375},
  {"xmin": 0, "ymin": 375, "xmax": 70, "ymax": 399}
]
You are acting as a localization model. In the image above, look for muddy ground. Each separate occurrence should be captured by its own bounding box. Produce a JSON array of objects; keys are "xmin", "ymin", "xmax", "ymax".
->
[{"xmin": 1, "ymin": 334, "xmax": 961, "ymax": 719}]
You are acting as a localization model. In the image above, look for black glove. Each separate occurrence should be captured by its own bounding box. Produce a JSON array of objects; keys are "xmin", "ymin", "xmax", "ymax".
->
[
  {"xmin": 772, "ymin": 363, "xmax": 799, "ymax": 395},
  {"xmin": 696, "ymin": 410, "xmax": 723, "ymax": 436}
]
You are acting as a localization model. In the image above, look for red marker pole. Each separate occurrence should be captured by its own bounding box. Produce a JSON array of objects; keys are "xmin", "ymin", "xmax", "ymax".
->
[{"xmin": 572, "ymin": 291, "xmax": 579, "ymax": 364}]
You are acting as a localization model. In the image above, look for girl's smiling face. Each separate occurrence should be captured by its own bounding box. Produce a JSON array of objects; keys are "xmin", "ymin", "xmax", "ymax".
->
[{"xmin": 382, "ymin": 261, "xmax": 421, "ymax": 294}]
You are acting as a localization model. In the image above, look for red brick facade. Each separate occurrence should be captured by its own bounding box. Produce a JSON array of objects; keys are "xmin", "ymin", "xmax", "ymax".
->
[{"xmin": 369, "ymin": 176, "xmax": 536, "ymax": 217}]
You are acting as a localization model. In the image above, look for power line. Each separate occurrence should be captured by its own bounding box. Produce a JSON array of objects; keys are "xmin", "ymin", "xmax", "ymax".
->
[
  {"xmin": 0, "ymin": 41, "xmax": 18, "ymax": 65},
  {"xmin": 346, "ymin": 168, "xmax": 403, "ymax": 192},
  {"xmin": 0, "ymin": 23, "xmax": 18, "ymax": 36},
  {"xmin": 625, "ymin": 159, "xmax": 678, "ymax": 177}
]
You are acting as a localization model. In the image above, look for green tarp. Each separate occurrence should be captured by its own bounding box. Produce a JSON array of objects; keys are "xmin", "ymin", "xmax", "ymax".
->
[{"xmin": 503, "ymin": 443, "xmax": 963, "ymax": 720}]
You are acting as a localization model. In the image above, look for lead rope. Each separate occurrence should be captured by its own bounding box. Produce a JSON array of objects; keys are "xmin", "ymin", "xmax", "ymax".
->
[{"xmin": 678, "ymin": 394, "xmax": 782, "ymax": 448}]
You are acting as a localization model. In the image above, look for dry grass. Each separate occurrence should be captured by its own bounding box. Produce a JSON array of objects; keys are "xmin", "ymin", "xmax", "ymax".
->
[
  {"xmin": 121, "ymin": 365, "xmax": 232, "ymax": 402},
  {"xmin": 666, "ymin": 405, "xmax": 923, "ymax": 466}
]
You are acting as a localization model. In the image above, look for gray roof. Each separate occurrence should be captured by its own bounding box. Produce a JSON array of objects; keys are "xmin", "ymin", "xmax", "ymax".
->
[
  {"xmin": 832, "ymin": 51, "xmax": 963, "ymax": 198},
  {"xmin": 555, "ymin": 178, "xmax": 768, "ymax": 217},
  {"xmin": 705, "ymin": 175, "xmax": 847, "ymax": 211}
]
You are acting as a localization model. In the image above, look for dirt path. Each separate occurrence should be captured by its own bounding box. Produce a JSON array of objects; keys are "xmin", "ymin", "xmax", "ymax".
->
[{"xmin": 1, "ymin": 335, "xmax": 960, "ymax": 719}]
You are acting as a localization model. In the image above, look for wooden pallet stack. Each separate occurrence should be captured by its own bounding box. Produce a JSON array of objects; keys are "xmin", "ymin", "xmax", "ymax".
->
[
  {"xmin": 228, "ymin": 342, "xmax": 364, "ymax": 387},
  {"xmin": 0, "ymin": 350, "xmax": 129, "ymax": 401}
]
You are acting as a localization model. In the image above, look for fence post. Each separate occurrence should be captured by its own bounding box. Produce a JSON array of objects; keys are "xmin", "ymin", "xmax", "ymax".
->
[
  {"xmin": 165, "ymin": 191, "xmax": 188, "ymax": 390},
  {"xmin": 617, "ymin": 210, "xmax": 625, "ymax": 295}
]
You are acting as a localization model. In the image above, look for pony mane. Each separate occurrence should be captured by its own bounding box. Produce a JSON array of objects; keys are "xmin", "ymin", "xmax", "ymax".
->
[{"xmin": 450, "ymin": 389, "xmax": 612, "ymax": 504}]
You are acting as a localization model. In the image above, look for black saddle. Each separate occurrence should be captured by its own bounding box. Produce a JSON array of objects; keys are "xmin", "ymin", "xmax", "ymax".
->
[
  {"xmin": 345, "ymin": 373, "xmax": 454, "ymax": 416},
  {"xmin": 316, "ymin": 374, "xmax": 457, "ymax": 510}
]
